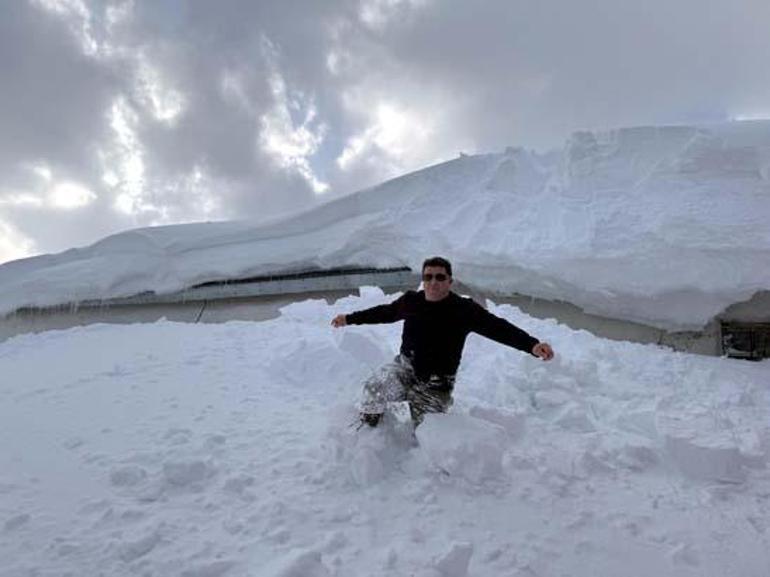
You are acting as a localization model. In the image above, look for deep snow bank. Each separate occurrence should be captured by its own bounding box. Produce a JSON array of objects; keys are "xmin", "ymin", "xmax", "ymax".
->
[
  {"xmin": 1, "ymin": 121, "xmax": 769, "ymax": 329},
  {"xmin": 1, "ymin": 288, "xmax": 769, "ymax": 576}
]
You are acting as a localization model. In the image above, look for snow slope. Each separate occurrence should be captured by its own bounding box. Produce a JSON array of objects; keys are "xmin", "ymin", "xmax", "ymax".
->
[
  {"xmin": 2, "ymin": 289, "xmax": 769, "ymax": 576},
  {"xmin": 1, "ymin": 121, "xmax": 769, "ymax": 329}
]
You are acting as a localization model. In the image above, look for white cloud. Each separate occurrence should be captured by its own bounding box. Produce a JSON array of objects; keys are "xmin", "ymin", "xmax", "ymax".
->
[
  {"xmin": 48, "ymin": 182, "xmax": 96, "ymax": 209},
  {"xmin": 337, "ymin": 101, "xmax": 430, "ymax": 170},
  {"xmin": 0, "ymin": 219, "xmax": 35, "ymax": 263},
  {"xmin": 104, "ymin": 97, "xmax": 148, "ymax": 216},
  {"xmin": 27, "ymin": 162, "xmax": 53, "ymax": 183},
  {"xmin": 359, "ymin": 0, "xmax": 430, "ymax": 30},
  {"xmin": 731, "ymin": 111, "xmax": 770, "ymax": 122},
  {"xmin": 135, "ymin": 52, "xmax": 185, "ymax": 124},
  {"xmin": 332, "ymin": 76, "xmax": 473, "ymax": 186},
  {"xmin": 2, "ymin": 164, "xmax": 95, "ymax": 211},
  {"xmin": 258, "ymin": 39, "xmax": 329, "ymax": 194},
  {"xmin": 220, "ymin": 69, "xmax": 256, "ymax": 115},
  {"xmin": 31, "ymin": 0, "xmax": 100, "ymax": 56},
  {"xmin": 0, "ymin": 193, "xmax": 44, "ymax": 208}
]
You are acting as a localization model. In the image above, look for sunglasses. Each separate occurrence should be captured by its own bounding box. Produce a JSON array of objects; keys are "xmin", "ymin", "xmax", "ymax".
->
[{"xmin": 422, "ymin": 273, "xmax": 449, "ymax": 282}]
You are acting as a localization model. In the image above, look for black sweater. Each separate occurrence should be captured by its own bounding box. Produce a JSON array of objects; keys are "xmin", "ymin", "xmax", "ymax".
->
[{"xmin": 346, "ymin": 290, "xmax": 539, "ymax": 379}]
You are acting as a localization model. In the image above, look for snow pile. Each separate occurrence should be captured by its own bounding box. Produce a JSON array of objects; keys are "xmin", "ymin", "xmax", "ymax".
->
[
  {"xmin": 2, "ymin": 120, "xmax": 770, "ymax": 329},
  {"xmin": 417, "ymin": 414, "xmax": 507, "ymax": 482},
  {"xmin": 2, "ymin": 288, "xmax": 769, "ymax": 576}
]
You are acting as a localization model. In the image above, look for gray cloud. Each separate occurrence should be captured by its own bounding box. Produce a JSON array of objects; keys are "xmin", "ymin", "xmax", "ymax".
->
[
  {"xmin": 0, "ymin": 3, "xmax": 114, "ymax": 169},
  {"xmin": 376, "ymin": 0, "xmax": 770, "ymax": 147},
  {"xmin": 1, "ymin": 0, "xmax": 769, "ymax": 263}
]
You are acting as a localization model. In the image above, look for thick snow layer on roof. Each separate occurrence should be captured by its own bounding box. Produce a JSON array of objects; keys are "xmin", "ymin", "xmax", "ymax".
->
[{"xmin": 2, "ymin": 121, "xmax": 770, "ymax": 329}]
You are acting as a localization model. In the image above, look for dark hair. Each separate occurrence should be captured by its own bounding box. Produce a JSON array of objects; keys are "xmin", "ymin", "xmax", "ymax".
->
[{"xmin": 422, "ymin": 256, "xmax": 452, "ymax": 277}]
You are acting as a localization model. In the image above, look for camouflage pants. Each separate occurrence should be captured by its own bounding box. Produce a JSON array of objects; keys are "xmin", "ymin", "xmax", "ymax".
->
[{"xmin": 359, "ymin": 355, "xmax": 455, "ymax": 425}]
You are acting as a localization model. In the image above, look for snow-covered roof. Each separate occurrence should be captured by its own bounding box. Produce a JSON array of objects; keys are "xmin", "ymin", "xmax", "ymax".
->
[{"xmin": 2, "ymin": 120, "xmax": 769, "ymax": 330}]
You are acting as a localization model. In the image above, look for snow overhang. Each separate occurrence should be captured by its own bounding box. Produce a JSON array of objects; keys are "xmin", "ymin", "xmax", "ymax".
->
[{"xmin": 64, "ymin": 266, "xmax": 416, "ymax": 308}]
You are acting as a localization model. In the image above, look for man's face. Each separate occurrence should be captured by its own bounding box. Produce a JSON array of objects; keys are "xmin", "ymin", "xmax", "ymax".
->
[{"xmin": 422, "ymin": 266, "xmax": 452, "ymax": 302}]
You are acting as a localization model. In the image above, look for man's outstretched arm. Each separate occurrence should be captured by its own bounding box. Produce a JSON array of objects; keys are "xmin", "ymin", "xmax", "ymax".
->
[
  {"xmin": 331, "ymin": 293, "xmax": 409, "ymax": 328},
  {"xmin": 469, "ymin": 300, "xmax": 554, "ymax": 361}
]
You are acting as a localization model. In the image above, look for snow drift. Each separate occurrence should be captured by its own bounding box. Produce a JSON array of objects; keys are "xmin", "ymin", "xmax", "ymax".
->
[{"xmin": 1, "ymin": 289, "xmax": 768, "ymax": 576}]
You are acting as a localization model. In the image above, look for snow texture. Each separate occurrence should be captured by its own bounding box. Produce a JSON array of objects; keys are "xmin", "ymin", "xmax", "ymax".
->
[
  {"xmin": 1, "ymin": 121, "xmax": 769, "ymax": 329},
  {"xmin": 2, "ymin": 288, "xmax": 769, "ymax": 576}
]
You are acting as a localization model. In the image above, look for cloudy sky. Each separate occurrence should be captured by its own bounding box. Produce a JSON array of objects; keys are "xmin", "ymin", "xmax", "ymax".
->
[{"xmin": 1, "ymin": 0, "xmax": 769, "ymax": 264}]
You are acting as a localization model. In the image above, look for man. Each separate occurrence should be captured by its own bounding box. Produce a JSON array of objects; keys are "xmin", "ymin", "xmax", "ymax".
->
[{"xmin": 331, "ymin": 257, "xmax": 555, "ymax": 427}]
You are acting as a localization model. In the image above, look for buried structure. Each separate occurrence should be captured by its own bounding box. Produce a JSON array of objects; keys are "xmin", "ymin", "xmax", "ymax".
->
[
  {"xmin": 1, "ymin": 121, "xmax": 770, "ymax": 358},
  {"xmin": 1, "ymin": 263, "xmax": 768, "ymax": 360}
]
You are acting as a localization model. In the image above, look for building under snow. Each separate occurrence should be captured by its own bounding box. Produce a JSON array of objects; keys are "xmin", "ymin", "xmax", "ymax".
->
[{"xmin": 2, "ymin": 121, "xmax": 769, "ymax": 358}]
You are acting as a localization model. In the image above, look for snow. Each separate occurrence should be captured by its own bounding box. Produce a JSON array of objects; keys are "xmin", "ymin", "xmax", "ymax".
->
[
  {"xmin": 2, "ymin": 120, "xmax": 770, "ymax": 330},
  {"xmin": 2, "ymin": 288, "xmax": 769, "ymax": 576}
]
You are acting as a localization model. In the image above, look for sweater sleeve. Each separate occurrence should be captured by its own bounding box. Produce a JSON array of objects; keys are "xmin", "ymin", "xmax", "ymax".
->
[
  {"xmin": 467, "ymin": 299, "xmax": 539, "ymax": 355},
  {"xmin": 345, "ymin": 293, "xmax": 409, "ymax": 325}
]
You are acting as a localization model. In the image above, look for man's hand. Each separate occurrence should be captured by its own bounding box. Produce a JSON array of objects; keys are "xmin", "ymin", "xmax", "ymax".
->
[
  {"xmin": 532, "ymin": 342, "xmax": 554, "ymax": 361},
  {"xmin": 331, "ymin": 314, "xmax": 347, "ymax": 328}
]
